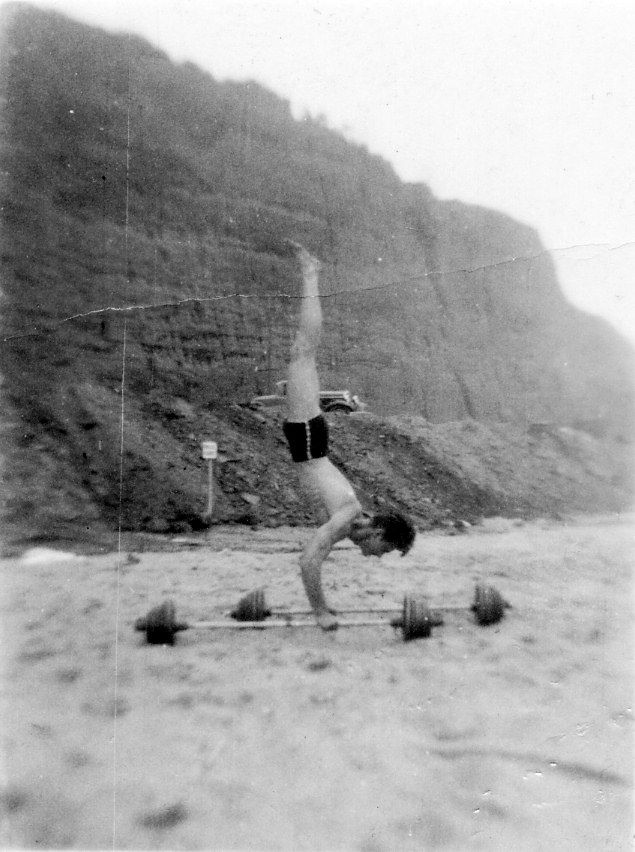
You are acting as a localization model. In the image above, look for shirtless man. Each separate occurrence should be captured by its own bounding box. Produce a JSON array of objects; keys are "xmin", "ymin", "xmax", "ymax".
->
[{"xmin": 283, "ymin": 242, "xmax": 416, "ymax": 631}]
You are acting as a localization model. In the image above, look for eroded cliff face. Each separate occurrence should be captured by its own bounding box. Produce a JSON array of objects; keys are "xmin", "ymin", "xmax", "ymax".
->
[{"xmin": 1, "ymin": 4, "xmax": 633, "ymax": 537}]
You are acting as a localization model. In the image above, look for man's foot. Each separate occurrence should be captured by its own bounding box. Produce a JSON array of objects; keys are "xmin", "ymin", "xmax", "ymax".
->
[{"xmin": 284, "ymin": 239, "xmax": 322, "ymax": 277}]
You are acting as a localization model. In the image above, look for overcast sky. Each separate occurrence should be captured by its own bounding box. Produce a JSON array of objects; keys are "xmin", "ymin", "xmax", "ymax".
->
[{"xmin": 26, "ymin": 0, "xmax": 635, "ymax": 345}]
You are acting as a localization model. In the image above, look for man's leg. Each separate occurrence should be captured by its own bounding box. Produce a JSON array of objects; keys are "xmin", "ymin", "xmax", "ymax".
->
[
  {"xmin": 286, "ymin": 244, "xmax": 323, "ymax": 422},
  {"xmin": 285, "ymin": 244, "xmax": 340, "ymax": 631}
]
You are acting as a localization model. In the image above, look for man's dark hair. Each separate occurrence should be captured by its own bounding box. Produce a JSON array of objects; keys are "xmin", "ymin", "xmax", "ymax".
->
[{"xmin": 372, "ymin": 510, "xmax": 416, "ymax": 555}]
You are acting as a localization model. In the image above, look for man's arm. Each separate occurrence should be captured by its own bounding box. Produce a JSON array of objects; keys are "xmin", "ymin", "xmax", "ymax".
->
[{"xmin": 299, "ymin": 500, "xmax": 362, "ymax": 630}]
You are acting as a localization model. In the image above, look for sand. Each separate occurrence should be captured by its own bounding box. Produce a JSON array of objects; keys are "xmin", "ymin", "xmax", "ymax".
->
[{"xmin": 1, "ymin": 515, "xmax": 633, "ymax": 850}]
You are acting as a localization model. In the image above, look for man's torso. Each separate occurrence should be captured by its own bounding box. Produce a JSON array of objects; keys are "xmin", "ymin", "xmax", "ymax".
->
[{"xmin": 296, "ymin": 456, "xmax": 362, "ymax": 523}]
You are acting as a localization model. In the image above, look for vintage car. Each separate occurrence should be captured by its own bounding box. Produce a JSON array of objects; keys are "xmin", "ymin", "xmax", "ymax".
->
[{"xmin": 249, "ymin": 380, "xmax": 367, "ymax": 414}]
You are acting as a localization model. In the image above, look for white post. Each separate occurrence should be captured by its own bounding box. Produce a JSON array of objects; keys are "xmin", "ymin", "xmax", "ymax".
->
[{"xmin": 201, "ymin": 441, "xmax": 218, "ymax": 520}]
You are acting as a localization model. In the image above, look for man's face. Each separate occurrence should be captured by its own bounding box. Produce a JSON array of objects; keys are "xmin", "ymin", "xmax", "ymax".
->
[{"xmin": 356, "ymin": 528, "xmax": 394, "ymax": 558}]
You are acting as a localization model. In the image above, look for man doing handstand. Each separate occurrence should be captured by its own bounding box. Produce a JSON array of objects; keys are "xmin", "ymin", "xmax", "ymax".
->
[{"xmin": 283, "ymin": 242, "xmax": 416, "ymax": 631}]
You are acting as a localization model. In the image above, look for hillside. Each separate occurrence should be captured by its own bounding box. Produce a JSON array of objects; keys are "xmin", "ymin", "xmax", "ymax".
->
[{"xmin": 0, "ymin": 3, "xmax": 633, "ymax": 543}]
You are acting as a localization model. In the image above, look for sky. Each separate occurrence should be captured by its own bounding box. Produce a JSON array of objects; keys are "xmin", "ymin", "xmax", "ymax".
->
[{"xmin": 25, "ymin": 0, "xmax": 635, "ymax": 346}]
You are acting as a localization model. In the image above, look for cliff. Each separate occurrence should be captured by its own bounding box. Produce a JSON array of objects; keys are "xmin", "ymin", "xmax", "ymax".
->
[{"xmin": 1, "ymin": 4, "xmax": 633, "ymax": 542}]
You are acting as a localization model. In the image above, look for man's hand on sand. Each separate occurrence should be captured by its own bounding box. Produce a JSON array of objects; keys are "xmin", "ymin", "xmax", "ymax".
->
[{"xmin": 316, "ymin": 611, "xmax": 339, "ymax": 632}]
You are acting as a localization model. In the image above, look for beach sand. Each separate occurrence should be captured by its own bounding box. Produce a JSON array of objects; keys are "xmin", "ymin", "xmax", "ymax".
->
[{"xmin": 1, "ymin": 515, "xmax": 633, "ymax": 850}]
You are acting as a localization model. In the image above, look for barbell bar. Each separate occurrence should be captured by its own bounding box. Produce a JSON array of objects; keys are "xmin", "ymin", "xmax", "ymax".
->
[
  {"xmin": 134, "ymin": 594, "xmax": 442, "ymax": 645},
  {"xmin": 230, "ymin": 584, "xmax": 509, "ymax": 627}
]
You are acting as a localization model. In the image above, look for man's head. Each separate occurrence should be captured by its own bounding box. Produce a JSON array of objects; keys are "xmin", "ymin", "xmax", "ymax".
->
[{"xmin": 350, "ymin": 510, "xmax": 416, "ymax": 557}]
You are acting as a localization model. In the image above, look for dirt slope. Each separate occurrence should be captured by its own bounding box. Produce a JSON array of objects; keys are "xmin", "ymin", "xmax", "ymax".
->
[{"xmin": 3, "ymin": 397, "xmax": 632, "ymax": 550}]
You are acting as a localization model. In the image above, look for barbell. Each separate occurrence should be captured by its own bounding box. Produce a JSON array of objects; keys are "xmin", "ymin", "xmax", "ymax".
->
[
  {"xmin": 135, "ymin": 583, "xmax": 509, "ymax": 646},
  {"xmin": 230, "ymin": 584, "xmax": 509, "ymax": 627},
  {"xmin": 135, "ymin": 594, "xmax": 444, "ymax": 645}
]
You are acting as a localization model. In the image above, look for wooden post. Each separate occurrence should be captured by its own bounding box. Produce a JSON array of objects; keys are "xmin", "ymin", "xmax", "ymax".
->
[
  {"xmin": 201, "ymin": 441, "xmax": 218, "ymax": 519},
  {"xmin": 207, "ymin": 458, "xmax": 214, "ymax": 517}
]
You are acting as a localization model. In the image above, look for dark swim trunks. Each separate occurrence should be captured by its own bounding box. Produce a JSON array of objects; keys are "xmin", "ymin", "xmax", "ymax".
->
[{"xmin": 283, "ymin": 414, "xmax": 329, "ymax": 463}]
